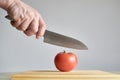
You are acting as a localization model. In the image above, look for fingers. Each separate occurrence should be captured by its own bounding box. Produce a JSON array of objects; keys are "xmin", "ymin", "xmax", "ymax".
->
[
  {"xmin": 11, "ymin": 20, "xmax": 21, "ymax": 28},
  {"xmin": 11, "ymin": 17, "xmax": 32, "ymax": 31},
  {"xmin": 36, "ymin": 16, "xmax": 46, "ymax": 39},
  {"xmin": 10, "ymin": 16, "xmax": 46, "ymax": 39},
  {"xmin": 24, "ymin": 19, "xmax": 38, "ymax": 36},
  {"xmin": 24, "ymin": 16, "xmax": 46, "ymax": 39},
  {"xmin": 7, "ymin": 0, "xmax": 46, "ymax": 39}
]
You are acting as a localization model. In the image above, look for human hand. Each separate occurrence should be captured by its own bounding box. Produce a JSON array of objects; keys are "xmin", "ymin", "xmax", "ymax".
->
[{"xmin": 6, "ymin": 0, "xmax": 46, "ymax": 39}]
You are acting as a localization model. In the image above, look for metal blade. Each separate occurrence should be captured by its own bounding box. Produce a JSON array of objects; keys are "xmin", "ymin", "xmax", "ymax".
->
[{"xmin": 44, "ymin": 30, "xmax": 88, "ymax": 50}]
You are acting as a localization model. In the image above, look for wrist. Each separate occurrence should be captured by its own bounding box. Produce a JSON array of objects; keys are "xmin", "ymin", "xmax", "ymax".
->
[{"xmin": 0, "ymin": 0, "xmax": 17, "ymax": 10}]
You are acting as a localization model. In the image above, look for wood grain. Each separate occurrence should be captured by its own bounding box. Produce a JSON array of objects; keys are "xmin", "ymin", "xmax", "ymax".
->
[{"xmin": 11, "ymin": 70, "xmax": 120, "ymax": 80}]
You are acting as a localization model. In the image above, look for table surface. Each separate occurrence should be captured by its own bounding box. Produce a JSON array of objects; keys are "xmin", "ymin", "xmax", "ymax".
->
[
  {"xmin": 0, "ymin": 71, "xmax": 120, "ymax": 80},
  {"xmin": 0, "ymin": 72, "xmax": 17, "ymax": 80}
]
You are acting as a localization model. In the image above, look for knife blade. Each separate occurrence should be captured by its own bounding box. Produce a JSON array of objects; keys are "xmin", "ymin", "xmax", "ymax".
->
[
  {"xmin": 44, "ymin": 30, "xmax": 88, "ymax": 50},
  {"xmin": 5, "ymin": 15, "xmax": 88, "ymax": 50}
]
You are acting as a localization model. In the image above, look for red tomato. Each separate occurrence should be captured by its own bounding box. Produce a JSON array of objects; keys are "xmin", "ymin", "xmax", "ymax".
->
[{"xmin": 54, "ymin": 51, "xmax": 78, "ymax": 72}]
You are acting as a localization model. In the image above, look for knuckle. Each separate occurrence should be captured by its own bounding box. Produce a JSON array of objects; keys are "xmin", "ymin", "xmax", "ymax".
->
[
  {"xmin": 31, "ymin": 27, "xmax": 38, "ymax": 33},
  {"xmin": 21, "ymin": 27, "xmax": 26, "ymax": 31},
  {"xmin": 39, "ymin": 22, "xmax": 46, "ymax": 29},
  {"xmin": 11, "ymin": 21, "xmax": 19, "ymax": 27},
  {"xmin": 24, "ymin": 33, "xmax": 30, "ymax": 36},
  {"xmin": 42, "ymin": 23, "xmax": 46, "ymax": 27},
  {"xmin": 24, "ymin": 31, "xmax": 32, "ymax": 36},
  {"xmin": 25, "ymin": 33, "xmax": 31, "ymax": 36},
  {"xmin": 17, "ymin": 18, "xmax": 30, "ymax": 31},
  {"xmin": 17, "ymin": 26, "xmax": 26, "ymax": 31}
]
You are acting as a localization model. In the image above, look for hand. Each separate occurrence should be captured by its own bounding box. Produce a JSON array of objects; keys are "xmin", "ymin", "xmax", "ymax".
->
[{"xmin": 6, "ymin": 0, "xmax": 46, "ymax": 39}]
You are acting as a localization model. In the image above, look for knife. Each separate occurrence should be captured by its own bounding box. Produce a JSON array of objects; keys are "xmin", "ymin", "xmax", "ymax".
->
[{"xmin": 5, "ymin": 15, "xmax": 88, "ymax": 50}]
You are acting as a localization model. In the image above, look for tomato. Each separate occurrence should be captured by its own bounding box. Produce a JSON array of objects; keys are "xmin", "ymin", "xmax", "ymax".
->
[{"xmin": 54, "ymin": 51, "xmax": 78, "ymax": 72}]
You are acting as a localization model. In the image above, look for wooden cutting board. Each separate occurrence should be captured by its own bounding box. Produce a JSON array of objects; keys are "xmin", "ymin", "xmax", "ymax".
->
[{"xmin": 11, "ymin": 70, "xmax": 120, "ymax": 80}]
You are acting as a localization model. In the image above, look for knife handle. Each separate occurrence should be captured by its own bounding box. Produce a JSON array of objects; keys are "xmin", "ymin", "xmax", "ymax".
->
[{"xmin": 5, "ymin": 15, "xmax": 14, "ymax": 21}]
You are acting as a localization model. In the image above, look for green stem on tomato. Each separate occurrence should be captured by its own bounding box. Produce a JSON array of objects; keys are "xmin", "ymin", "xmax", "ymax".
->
[{"xmin": 63, "ymin": 50, "xmax": 66, "ymax": 53}]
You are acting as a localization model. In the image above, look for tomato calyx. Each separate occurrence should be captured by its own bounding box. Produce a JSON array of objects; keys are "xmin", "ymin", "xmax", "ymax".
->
[{"xmin": 63, "ymin": 50, "xmax": 66, "ymax": 54}]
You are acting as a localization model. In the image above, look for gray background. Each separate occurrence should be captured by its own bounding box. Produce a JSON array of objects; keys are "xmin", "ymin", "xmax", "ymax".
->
[{"xmin": 0, "ymin": 0, "xmax": 120, "ymax": 72}]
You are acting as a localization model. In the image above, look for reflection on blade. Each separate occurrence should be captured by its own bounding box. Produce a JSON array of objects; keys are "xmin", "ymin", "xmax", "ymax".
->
[{"xmin": 44, "ymin": 30, "xmax": 88, "ymax": 50}]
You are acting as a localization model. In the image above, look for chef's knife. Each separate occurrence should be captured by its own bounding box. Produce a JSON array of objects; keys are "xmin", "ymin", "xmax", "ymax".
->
[{"xmin": 5, "ymin": 15, "xmax": 88, "ymax": 50}]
